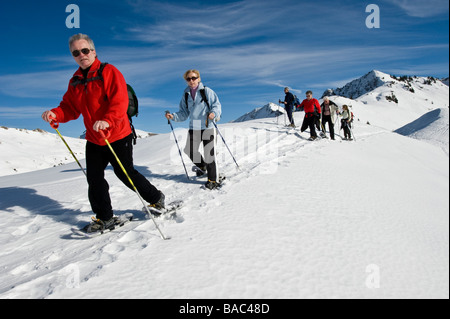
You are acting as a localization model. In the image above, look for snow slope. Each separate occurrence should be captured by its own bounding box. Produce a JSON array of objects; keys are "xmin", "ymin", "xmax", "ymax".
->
[
  {"xmin": 0, "ymin": 127, "xmax": 155, "ymax": 177},
  {"xmin": 0, "ymin": 109, "xmax": 448, "ymax": 299},
  {"xmin": 0, "ymin": 127, "xmax": 85, "ymax": 177},
  {"xmin": 395, "ymin": 108, "xmax": 449, "ymax": 155}
]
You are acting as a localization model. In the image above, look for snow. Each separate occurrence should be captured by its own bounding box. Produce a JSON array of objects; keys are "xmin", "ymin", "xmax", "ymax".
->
[
  {"xmin": 0, "ymin": 127, "xmax": 155, "ymax": 177},
  {"xmin": 0, "ymin": 71, "xmax": 448, "ymax": 299},
  {"xmin": 395, "ymin": 108, "xmax": 449, "ymax": 155},
  {"xmin": 0, "ymin": 127, "xmax": 85, "ymax": 177},
  {"xmin": 232, "ymin": 102, "xmax": 285, "ymax": 123}
]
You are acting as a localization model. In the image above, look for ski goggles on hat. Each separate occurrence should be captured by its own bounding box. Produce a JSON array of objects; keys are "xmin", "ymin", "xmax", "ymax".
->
[{"xmin": 72, "ymin": 48, "xmax": 93, "ymax": 57}]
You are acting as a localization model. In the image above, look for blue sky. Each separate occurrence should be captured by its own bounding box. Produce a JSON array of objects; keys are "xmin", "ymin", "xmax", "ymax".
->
[{"xmin": 0, "ymin": 0, "xmax": 448, "ymax": 137}]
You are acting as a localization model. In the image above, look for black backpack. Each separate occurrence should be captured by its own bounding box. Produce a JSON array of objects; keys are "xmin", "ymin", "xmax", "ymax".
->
[{"xmin": 71, "ymin": 62, "xmax": 139, "ymax": 144}]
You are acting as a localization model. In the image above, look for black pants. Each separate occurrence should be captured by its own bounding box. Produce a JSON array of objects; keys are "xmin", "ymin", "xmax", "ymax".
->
[
  {"xmin": 322, "ymin": 115, "xmax": 335, "ymax": 139},
  {"xmin": 86, "ymin": 134, "xmax": 161, "ymax": 221},
  {"xmin": 300, "ymin": 114, "xmax": 317, "ymax": 138},
  {"xmin": 184, "ymin": 129, "xmax": 218, "ymax": 182},
  {"xmin": 285, "ymin": 105, "xmax": 295, "ymax": 126},
  {"xmin": 341, "ymin": 120, "xmax": 352, "ymax": 139}
]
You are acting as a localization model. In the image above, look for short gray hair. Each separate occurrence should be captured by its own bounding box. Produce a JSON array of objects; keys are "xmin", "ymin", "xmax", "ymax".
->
[{"xmin": 69, "ymin": 33, "xmax": 96, "ymax": 51}]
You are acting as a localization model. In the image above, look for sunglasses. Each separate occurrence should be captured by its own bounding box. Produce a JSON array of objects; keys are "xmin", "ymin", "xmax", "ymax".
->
[
  {"xmin": 72, "ymin": 48, "xmax": 93, "ymax": 57},
  {"xmin": 186, "ymin": 77, "xmax": 199, "ymax": 82}
]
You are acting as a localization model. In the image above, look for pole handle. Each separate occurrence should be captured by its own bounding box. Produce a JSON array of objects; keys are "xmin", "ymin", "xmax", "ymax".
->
[
  {"xmin": 49, "ymin": 116, "xmax": 59, "ymax": 129},
  {"xmin": 165, "ymin": 111, "xmax": 172, "ymax": 125},
  {"xmin": 99, "ymin": 129, "xmax": 111, "ymax": 140}
]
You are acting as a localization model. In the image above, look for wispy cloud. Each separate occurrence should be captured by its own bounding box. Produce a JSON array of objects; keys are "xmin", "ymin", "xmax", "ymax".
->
[
  {"xmin": 0, "ymin": 70, "xmax": 71, "ymax": 99},
  {"xmin": 384, "ymin": 0, "xmax": 449, "ymax": 18},
  {"xmin": 0, "ymin": 42, "xmax": 446, "ymax": 101},
  {"xmin": 0, "ymin": 106, "xmax": 45, "ymax": 119},
  {"xmin": 125, "ymin": 0, "xmax": 291, "ymax": 46}
]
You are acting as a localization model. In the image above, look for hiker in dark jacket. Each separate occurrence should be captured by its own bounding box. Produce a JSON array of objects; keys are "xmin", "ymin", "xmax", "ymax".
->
[{"xmin": 281, "ymin": 87, "xmax": 296, "ymax": 127}]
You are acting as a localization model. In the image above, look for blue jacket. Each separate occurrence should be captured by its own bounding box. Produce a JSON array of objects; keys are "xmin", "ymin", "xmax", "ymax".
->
[{"xmin": 172, "ymin": 83, "xmax": 222, "ymax": 130}]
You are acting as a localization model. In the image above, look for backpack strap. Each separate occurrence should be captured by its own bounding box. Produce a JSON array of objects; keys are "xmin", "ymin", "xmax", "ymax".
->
[
  {"xmin": 184, "ymin": 88, "xmax": 210, "ymax": 109},
  {"xmin": 70, "ymin": 63, "xmax": 108, "ymax": 87},
  {"xmin": 70, "ymin": 63, "xmax": 138, "ymax": 144},
  {"xmin": 184, "ymin": 87, "xmax": 212, "ymax": 128},
  {"xmin": 184, "ymin": 92, "xmax": 189, "ymax": 108},
  {"xmin": 199, "ymin": 88, "xmax": 210, "ymax": 109}
]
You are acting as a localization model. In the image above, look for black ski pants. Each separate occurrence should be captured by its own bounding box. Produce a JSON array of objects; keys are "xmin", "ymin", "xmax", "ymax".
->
[
  {"xmin": 184, "ymin": 129, "xmax": 218, "ymax": 182},
  {"xmin": 300, "ymin": 113, "xmax": 317, "ymax": 138},
  {"xmin": 86, "ymin": 134, "xmax": 161, "ymax": 221},
  {"xmin": 322, "ymin": 115, "xmax": 335, "ymax": 139},
  {"xmin": 341, "ymin": 120, "xmax": 352, "ymax": 139},
  {"xmin": 285, "ymin": 105, "xmax": 295, "ymax": 126}
]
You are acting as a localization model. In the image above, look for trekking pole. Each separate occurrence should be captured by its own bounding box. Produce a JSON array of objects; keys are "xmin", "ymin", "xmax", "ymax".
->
[
  {"xmin": 49, "ymin": 118, "xmax": 87, "ymax": 178},
  {"xmin": 99, "ymin": 130, "xmax": 169, "ymax": 241},
  {"xmin": 277, "ymin": 101, "xmax": 282, "ymax": 126},
  {"xmin": 166, "ymin": 114, "xmax": 190, "ymax": 180},
  {"xmin": 348, "ymin": 124, "xmax": 356, "ymax": 142},
  {"xmin": 211, "ymin": 121, "xmax": 240, "ymax": 171}
]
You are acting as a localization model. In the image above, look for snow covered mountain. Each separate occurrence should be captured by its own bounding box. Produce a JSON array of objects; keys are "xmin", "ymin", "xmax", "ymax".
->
[
  {"xmin": 322, "ymin": 70, "xmax": 389, "ymax": 99},
  {"xmin": 232, "ymin": 102, "xmax": 285, "ymax": 123},
  {"xmin": 322, "ymin": 69, "xmax": 447, "ymax": 100}
]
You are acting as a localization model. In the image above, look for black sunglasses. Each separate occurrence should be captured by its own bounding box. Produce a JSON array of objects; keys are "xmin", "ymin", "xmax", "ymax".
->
[
  {"xmin": 72, "ymin": 48, "xmax": 93, "ymax": 57},
  {"xmin": 186, "ymin": 77, "xmax": 199, "ymax": 82}
]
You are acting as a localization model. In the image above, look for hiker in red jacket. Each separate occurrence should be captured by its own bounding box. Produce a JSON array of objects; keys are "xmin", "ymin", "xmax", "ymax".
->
[
  {"xmin": 299, "ymin": 91, "xmax": 321, "ymax": 140},
  {"xmin": 42, "ymin": 34, "xmax": 164, "ymax": 232}
]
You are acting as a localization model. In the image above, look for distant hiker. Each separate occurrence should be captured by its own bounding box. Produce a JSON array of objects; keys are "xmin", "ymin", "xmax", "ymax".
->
[
  {"xmin": 279, "ymin": 87, "xmax": 296, "ymax": 127},
  {"xmin": 41, "ymin": 33, "xmax": 165, "ymax": 231},
  {"xmin": 321, "ymin": 97, "xmax": 339, "ymax": 140},
  {"xmin": 165, "ymin": 70, "xmax": 223, "ymax": 190},
  {"xmin": 340, "ymin": 105, "xmax": 353, "ymax": 140},
  {"xmin": 299, "ymin": 91, "xmax": 321, "ymax": 140}
]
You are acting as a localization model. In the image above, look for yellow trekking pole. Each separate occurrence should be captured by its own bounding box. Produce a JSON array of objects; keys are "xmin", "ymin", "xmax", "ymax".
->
[
  {"xmin": 50, "ymin": 118, "xmax": 87, "ymax": 178},
  {"xmin": 99, "ymin": 130, "xmax": 169, "ymax": 240}
]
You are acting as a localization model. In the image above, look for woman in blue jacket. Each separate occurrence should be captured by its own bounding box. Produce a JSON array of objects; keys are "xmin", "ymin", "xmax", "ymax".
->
[{"xmin": 166, "ymin": 70, "xmax": 222, "ymax": 189}]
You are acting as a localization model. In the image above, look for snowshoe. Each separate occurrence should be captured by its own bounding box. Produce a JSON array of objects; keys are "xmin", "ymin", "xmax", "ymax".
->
[
  {"xmin": 320, "ymin": 132, "xmax": 328, "ymax": 139},
  {"xmin": 204, "ymin": 180, "xmax": 221, "ymax": 190},
  {"xmin": 143, "ymin": 200, "xmax": 184, "ymax": 218},
  {"xmin": 83, "ymin": 216, "xmax": 117, "ymax": 233},
  {"xmin": 204, "ymin": 175, "xmax": 226, "ymax": 190},
  {"xmin": 73, "ymin": 214, "xmax": 133, "ymax": 237},
  {"xmin": 192, "ymin": 165, "xmax": 207, "ymax": 177},
  {"xmin": 81, "ymin": 215, "xmax": 132, "ymax": 234},
  {"xmin": 148, "ymin": 191, "xmax": 165, "ymax": 211}
]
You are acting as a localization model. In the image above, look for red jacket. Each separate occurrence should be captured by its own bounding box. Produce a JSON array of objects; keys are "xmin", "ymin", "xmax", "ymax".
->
[
  {"xmin": 52, "ymin": 59, "xmax": 131, "ymax": 146},
  {"xmin": 299, "ymin": 98, "xmax": 321, "ymax": 117}
]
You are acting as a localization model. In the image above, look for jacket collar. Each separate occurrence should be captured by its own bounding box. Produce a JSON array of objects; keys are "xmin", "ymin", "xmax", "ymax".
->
[
  {"xmin": 185, "ymin": 82, "xmax": 205, "ymax": 94},
  {"xmin": 73, "ymin": 58, "xmax": 102, "ymax": 79}
]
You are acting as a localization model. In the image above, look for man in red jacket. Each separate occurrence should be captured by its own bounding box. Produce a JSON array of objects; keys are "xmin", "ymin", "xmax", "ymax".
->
[
  {"xmin": 299, "ymin": 91, "xmax": 321, "ymax": 140},
  {"xmin": 42, "ymin": 34, "xmax": 164, "ymax": 232}
]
